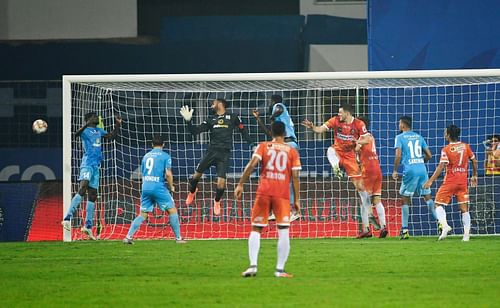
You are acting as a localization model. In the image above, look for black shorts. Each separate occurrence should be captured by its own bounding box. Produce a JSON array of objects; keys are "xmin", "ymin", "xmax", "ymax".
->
[{"xmin": 196, "ymin": 148, "xmax": 231, "ymax": 178}]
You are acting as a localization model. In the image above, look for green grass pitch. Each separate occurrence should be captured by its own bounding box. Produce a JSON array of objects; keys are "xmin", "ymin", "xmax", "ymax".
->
[{"xmin": 1, "ymin": 236, "xmax": 498, "ymax": 307}]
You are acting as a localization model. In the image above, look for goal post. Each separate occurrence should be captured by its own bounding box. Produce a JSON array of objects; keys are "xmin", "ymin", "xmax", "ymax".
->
[{"xmin": 63, "ymin": 69, "xmax": 500, "ymax": 241}]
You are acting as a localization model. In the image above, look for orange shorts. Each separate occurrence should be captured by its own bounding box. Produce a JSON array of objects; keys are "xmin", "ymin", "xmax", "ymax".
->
[
  {"xmin": 251, "ymin": 195, "xmax": 291, "ymax": 227},
  {"xmin": 435, "ymin": 183, "xmax": 469, "ymax": 205},
  {"xmin": 363, "ymin": 169, "xmax": 382, "ymax": 196},
  {"xmin": 337, "ymin": 151, "xmax": 362, "ymax": 179}
]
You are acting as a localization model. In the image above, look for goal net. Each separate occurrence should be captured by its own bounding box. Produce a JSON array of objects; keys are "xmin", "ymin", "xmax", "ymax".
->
[{"xmin": 63, "ymin": 70, "xmax": 500, "ymax": 241}]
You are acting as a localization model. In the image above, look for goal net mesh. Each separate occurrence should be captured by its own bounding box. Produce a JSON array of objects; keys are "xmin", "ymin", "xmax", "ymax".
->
[{"xmin": 66, "ymin": 74, "xmax": 500, "ymax": 240}]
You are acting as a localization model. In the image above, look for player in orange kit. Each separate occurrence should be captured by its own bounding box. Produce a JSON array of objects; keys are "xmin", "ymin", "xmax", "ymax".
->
[
  {"xmin": 423, "ymin": 125, "xmax": 478, "ymax": 241},
  {"xmin": 235, "ymin": 121, "xmax": 301, "ymax": 278},
  {"xmin": 302, "ymin": 103, "xmax": 373, "ymax": 238},
  {"xmin": 356, "ymin": 116, "xmax": 388, "ymax": 238}
]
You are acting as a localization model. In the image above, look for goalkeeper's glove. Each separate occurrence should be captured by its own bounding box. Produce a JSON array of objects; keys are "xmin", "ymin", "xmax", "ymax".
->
[
  {"xmin": 97, "ymin": 116, "xmax": 104, "ymax": 129},
  {"xmin": 180, "ymin": 105, "xmax": 194, "ymax": 122}
]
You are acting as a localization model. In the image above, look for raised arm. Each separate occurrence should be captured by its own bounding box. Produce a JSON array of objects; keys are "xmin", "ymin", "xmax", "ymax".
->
[
  {"xmin": 301, "ymin": 119, "xmax": 328, "ymax": 134},
  {"xmin": 179, "ymin": 105, "xmax": 211, "ymax": 135},
  {"xmin": 235, "ymin": 115, "xmax": 253, "ymax": 145},
  {"xmin": 103, "ymin": 116, "xmax": 122, "ymax": 139},
  {"xmin": 252, "ymin": 109, "xmax": 271, "ymax": 138},
  {"xmin": 74, "ymin": 123, "xmax": 88, "ymax": 138}
]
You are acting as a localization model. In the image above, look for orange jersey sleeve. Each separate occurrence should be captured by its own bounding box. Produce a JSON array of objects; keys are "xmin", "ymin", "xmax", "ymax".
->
[{"xmin": 255, "ymin": 141, "xmax": 302, "ymax": 199}]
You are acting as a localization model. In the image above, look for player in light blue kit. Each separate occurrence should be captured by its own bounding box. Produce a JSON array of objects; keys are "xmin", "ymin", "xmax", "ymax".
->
[
  {"xmin": 61, "ymin": 112, "xmax": 121, "ymax": 240},
  {"xmin": 392, "ymin": 116, "xmax": 438, "ymax": 240},
  {"xmin": 253, "ymin": 94, "xmax": 300, "ymax": 222},
  {"xmin": 123, "ymin": 135, "xmax": 186, "ymax": 244}
]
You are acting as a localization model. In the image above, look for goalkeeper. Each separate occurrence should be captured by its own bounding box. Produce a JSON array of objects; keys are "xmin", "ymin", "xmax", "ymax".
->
[{"xmin": 180, "ymin": 99, "xmax": 253, "ymax": 215}]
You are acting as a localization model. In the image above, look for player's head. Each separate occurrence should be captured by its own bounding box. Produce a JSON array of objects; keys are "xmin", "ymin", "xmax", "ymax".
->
[
  {"xmin": 211, "ymin": 98, "xmax": 228, "ymax": 113},
  {"xmin": 84, "ymin": 112, "xmax": 99, "ymax": 125},
  {"xmin": 445, "ymin": 124, "xmax": 460, "ymax": 142},
  {"xmin": 357, "ymin": 116, "xmax": 370, "ymax": 128},
  {"xmin": 399, "ymin": 116, "xmax": 412, "ymax": 131},
  {"xmin": 151, "ymin": 135, "xmax": 164, "ymax": 147},
  {"xmin": 271, "ymin": 121, "xmax": 286, "ymax": 138},
  {"xmin": 268, "ymin": 94, "xmax": 282, "ymax": 114},
  {"xmin": 485, "ymin": 134, "xmax": 500, "ymax": 149},
  {"xmin": 338, "ymin": 103, "xmax": 353, "ymax": 122},
  {"xmin": 488, "ymin": 134, "xmax": 500, "ymax": 143}
]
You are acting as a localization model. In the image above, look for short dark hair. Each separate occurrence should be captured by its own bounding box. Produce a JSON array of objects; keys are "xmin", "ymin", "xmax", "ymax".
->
[
  {"xmin": 216, "ymin": 98, "xmax": 229, "ymax": 108},
  {"xmin": 400, "ymin": 116, "xmax": 412, "ymax": 129},
  {"xmin": 340, "ymin": 102, "xmax": 354, "ymax": 114},
  {"xmin": 271, "ymin": 121, "xmax": 286, "ymax": 137},
  {"xmin": 357, "ymin": 116, "xmax": 370, "ymax": 128},
  {"xmin": 84, "ymin": 112, "xmax": 97, "ymax": 122},
  {"xmin": 270, "ymin": 94, "xmax": 282, "ymax": 103},
  {"xmin": 446, "ymin": 125, "xmax": 460, "ymax": 141},
  {"xmin": 152, "ymin": 135, "xmax": 164, "ymax": 146}
]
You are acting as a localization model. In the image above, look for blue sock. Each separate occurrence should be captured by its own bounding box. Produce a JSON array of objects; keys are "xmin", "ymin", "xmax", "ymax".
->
[
  {"xmin": 127, "ymin": 215, "xmax": 145, "ymax": 239},
  {"xmin": 402, "ymin": 204, "xmax": 409, "ymax": 230},
  {"xmin": 169, "ymin": 213, "xmax": 181, "ymax": 240},
  {"xmin": 426, "ymin": 199, "xmax": 437, "ymax": 220},
  {"xmin": 64, "ymin": 194, "xmax": 82, "ymax": 220},
  {"xmin": 85, "ymin": 201, "xmax": 95, "ymax": 228}
]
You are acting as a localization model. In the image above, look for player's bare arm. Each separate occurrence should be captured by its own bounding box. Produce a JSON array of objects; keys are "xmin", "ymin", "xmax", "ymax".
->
[
  {"xmin": 423, "ymin": 148, "xmax": 432, "ymax": 162},
  {"xmin": 355, "ymin": 134, "xmax": 373, "ymax": 151},
  {"xmin": 470, "ymin": 157, "xmax": 478, "ymax": 187},
  {"xmin": 166, "ymin": 168, "xmax": 175, "ymax": 192},
  {"xmin": 234, "ymin": 156, "xmax": 260, "ymax": 200},
  {"xmin": 74, "ymin": 123, "xmax": 88, "ymax": 137},
  {"xmin": 301, "ymin": 119, "xmax": 327, "ymax": 134},
  {"xmin": 392, "ymin": 148, "xmax": 402, "ymax": 180},
  {"xmin": 103, "ymin": 116, "xmax": 122, "ymax": 139},
  {"xmin": 252, "ymin": 109, "xmax": 272, "ymax": 137},
  {"xmin": 291, "ymin": 169, "xmax": 300, "ymax": 213},
  {"xmin": 423, "ymin": 162, "xmax": 446, "ymax": 189}
]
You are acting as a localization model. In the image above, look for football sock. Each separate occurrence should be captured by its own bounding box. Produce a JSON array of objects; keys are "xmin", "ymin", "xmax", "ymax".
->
[
  {"xmin": 462, "ymin": 211, "xmax": 471, "ymax": 234},
  {"xmin": 189, "ymin": 178, "xmax": 199, "ymax": 194},
  {"xmin": 248, "ymin": 231, "xmax": 260, "ymax": 267},
  {"xmin": 169, "ymin": 213, "xmax": 181, "ymax": 240},
  {"xmin": 276, "ymin": 228, "xmax": 290, "ymax": 271},
  {"xmin": 435, "ymin": 206, "xmax": 448, "ymax": 227},
  {"xmin": 358, "ymin": 191, "xmax": 370, "ymax": 230},
  {"xmin": 426, "ymin": 199, "xmax": 437, "ymax": 220},
  {"xmin": 127, "ymin": 215, "xmax": 145, "ymax": 239},
  {"xmin": 64, "ymin": 193, "xmax": 82, "ymax": 220},
  {"xmin": 375, "ymin": 202, "xmax": 386, "ymax": 227},
  {"xmin": 402, "ymin": 204, "xmax": 409, "ymax": 230},
  {"xmin": 85, "ymin": 201, "xmax": 95, "ymax": 228},
  {"xmin": 215, "ymin": 188, "xmax": 225, "ymax": 202}
]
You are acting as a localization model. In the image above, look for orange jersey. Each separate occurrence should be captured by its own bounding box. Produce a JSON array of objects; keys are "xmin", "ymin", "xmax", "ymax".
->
[
  {"xmin": 439, "ymin": 142, "xmax": 475, "ymax": 186},
  {"xmin": 324, "ymin": 116, "xmax": 369, "ymax": 152},
  {"xmin": 359, "ymin": 135, "xmax": 382, "ymax": 174},
  {"xmin": 253, "ymin": 141, "xmax": 302, "ymax": 199}
]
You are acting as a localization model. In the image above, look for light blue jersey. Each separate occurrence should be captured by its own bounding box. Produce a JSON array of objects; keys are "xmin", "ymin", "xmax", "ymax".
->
[
  {"xmin": 140, "ymin": 148, "xmax": 174, "ymax": 212},
  {"xmin": 80, "ymin": 127, "xmax": 108, "ymax": 168},
  {"xmin": 395, "ymin": 131, "xmax": 431, "ymax": 196},
  {"xmin": 273, "ymin": 103, "xmax": 297, "ymax": 143}
]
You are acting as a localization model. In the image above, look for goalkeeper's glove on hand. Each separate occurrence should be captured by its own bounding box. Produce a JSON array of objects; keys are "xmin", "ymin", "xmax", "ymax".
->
[
  {"xmin": 180, "ymin": 105, "xmax": 194, "ymax": 121},
  {"xmin": 97, "ymin": 116, "xmax": 104, "ymax": 129}
]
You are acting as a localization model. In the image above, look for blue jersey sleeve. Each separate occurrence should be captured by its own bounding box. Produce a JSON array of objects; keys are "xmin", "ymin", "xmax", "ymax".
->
[
  {"xmin": 420, "ymin": 135, "xmax": 428, "ymax": 150},
  {"xmin": 272, "ymin": 103, "xmax": 286, "ymax": 114},
  {"xmin": 394, "ymin": 135, "xmax": 402, "ymax": 149},
  {"xmin": 97, "ymin": 128, "xmax": 108, "ymax": 137},
  {"xmin": 164, "ymin": 153, "xmax": 172, "ymax": 170}
]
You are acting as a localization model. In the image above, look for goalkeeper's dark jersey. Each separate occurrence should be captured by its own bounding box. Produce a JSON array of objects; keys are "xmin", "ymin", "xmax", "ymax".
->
[{"xmin": 187, "ymin": 112, "xmax": 252, "ymax": 151}]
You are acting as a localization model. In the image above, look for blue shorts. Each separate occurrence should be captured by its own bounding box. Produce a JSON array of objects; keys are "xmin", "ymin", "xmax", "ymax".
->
[
  {"xmin": 399, "ymin": 172, "xmax": 431, "ymax": 197},
  {"xmin": 78, "ymin": 166, "xmax": 100, "ymax": 189},
  {"xmin": 140, "ymin": 189, "xmax": 175, "ymax": 212}
]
